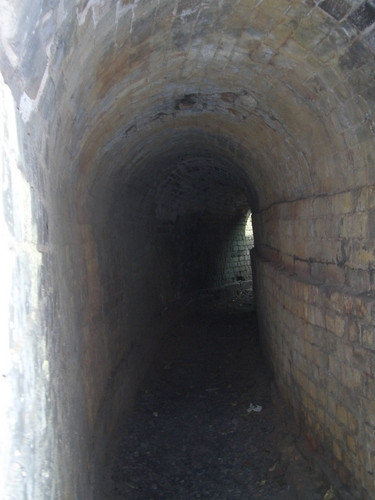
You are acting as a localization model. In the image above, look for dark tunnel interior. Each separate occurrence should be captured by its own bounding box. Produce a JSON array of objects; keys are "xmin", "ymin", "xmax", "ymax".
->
[{"xmin": 2, "ymin": 1, "xmax": 375, "ymax": 498}]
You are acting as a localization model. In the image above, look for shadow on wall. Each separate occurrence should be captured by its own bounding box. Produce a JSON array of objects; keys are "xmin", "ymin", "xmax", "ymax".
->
[{"xmin": 156, "ymin": 209, "xmax": 254, "ymax": 305}]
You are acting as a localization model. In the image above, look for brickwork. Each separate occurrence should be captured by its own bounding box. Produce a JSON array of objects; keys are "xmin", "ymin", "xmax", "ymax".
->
[
  {"xmin": 253, "ymin": 254, "xmax": 375, "ymax": 498},
  {"xmin": 212, "ymin": 214, "xmax": 253, "ymax": 288},
  {"xmin": 253, "ymin": 186, "xmax": 375, "ymax": 292},
  {"xmin": 1, "ymin": 0, "xmax": 375, "ymax": 498},
  {"xmin": 155, "ymin": 157, "xmax": 253, "ymax": 296}
]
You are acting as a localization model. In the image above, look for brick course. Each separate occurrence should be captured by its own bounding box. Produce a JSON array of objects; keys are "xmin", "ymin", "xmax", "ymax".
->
[
  {"xmin": 254, "ymin": 254, "xmax": 375, "ymax": 497},
  {"xmin": 2, "ymin": 0, "xmax": 375, "ymax": 497}
]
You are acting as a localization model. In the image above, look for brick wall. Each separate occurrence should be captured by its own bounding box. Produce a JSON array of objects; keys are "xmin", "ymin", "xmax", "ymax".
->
[
  {"xmin": 253, "ymin": 192, "xmax": 375, "ymax": 497},
  {"xmin": 155, "ymin": 157, "xmax": 254, "ymax": 300},
  {"xmin": 212, "ymin": 214, "xmax": 254, "ymax": 288},
  {"xmin": 253, "ymin": 189, "xmax": 375, "ymax": 291},
  {"xmin": 3, "ymin": 0, "xmax": 375, "ymax": 498}
]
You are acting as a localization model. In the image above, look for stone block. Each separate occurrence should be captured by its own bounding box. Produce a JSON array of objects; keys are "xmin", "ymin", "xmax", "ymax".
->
[
  {"xmin": 363, "ymin": 398, "xmax": 375, "ymax": 428},
  {"xmin": 357, "ymin": 185, "xmax": 375, "ymax": 212},
  {"xmin": 312, "ymin": 35, "xmax": 339, "ymax": 63},
  {"xmin": 332, "ymin": 191, "xmax": 354, "ymax": 214},
  {"xmin": 367, "ymin": 210, "xmax": 375, "ymax": 239},
  {"xmin": 319, "ymin": 0, "xmax": 350, "ymax": 21},
  {"xmin": 348, "ymin": 320, "xmax": 360, "ymax": 343},
  {"xmin": 332, "ymin": 81, "xmax": 352, "ymax": 104},
  {"xmin": 250, "ymin": 43, "xmax": 275, "ymax": 64},
  {"xmin": 346, "ymin": 434, "xmax": 356, "ymax": 453},
  {"xmin": 347, "ymin": 412, "xmax": 359, "ymax": 435},
  {"xmin": 362, "ymin": 326, "xmax": 375, "ymax": 351},
  {"xmin": 349, "ymin": 1, "xmax": 375, "ymax": 32},
  {"xmin": 345, "ymin": 267, "xmax": 371, "ymax": 292},
  {"xmin": 280, "ymin": 38, "xmax": 307, "ymax": 61},
  {"xmin": 319, "ymin": 66, "xmax": 341, "ymax": 87},
  {"xmin": 353, "ymin": 138, "xmax": 375, "ymax": 171},
  {"xmin": 326, "ymin": 412, "xmax": 343, "ymax": 441},
  {"xmin": 337, "ymin": 404, "xmax": 348, "ymax": 426},
  {"xmin": 342, "ymin": 364, "xmax": 362, "ymax": 391},
  {"xmin": 345, "ymin": 98, "xmax": 367, "ymax": 127},
  {"xmin": 334, "ymin": 314, "xmax": 346, "ymax": 338},
  {"xmin": 339, "ymin": 41, "xmax": 371, "ymax": 72},
  {"xmin": 327, "ymin": 372, "xmax": 340, "ymax": 396},
  {"xmin": 264, "ymin": 21, "xmax": 293, "ymax": 50},
  {"xmin": 331, "ymin": 106, "xmax": 353, "ymax": 132},
  {"xmin": 293, "ymin": 8, "xmax": 335, "ymax": 49},
  {"xmin": 327, "ymin": 394, "xmax": 337, "ymax": 416},
  {"xmin": 325, "ymin": 309, "xmax": 336, "ymax": 334},
  {"xmin": 326, "ymin": 263, "xmax": 346, "ymax": 285},
  {"xmin": 329, "ymin": 354, "xmax": 341, "ymax": 379},
  {"xmin": 314, "ymin": 217, "xmax": 327, "ymax": 238},
  {"xmin": 341, "ymin": 213, "xmax": 368, "ymax": 239},
  {"xmin": 348, "ymin": 240, "xmax": 374, "ymax": 269},
  {"xmin": 294, "ymin": 257, "xmax": 310, "ymax": 276},
  {"xmin": 312, "ymin": 195, "xmax": 331, "ymax": 216}
]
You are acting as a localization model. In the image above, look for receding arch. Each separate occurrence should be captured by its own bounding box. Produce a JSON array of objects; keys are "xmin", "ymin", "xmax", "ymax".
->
[{"xmin": 1, "ymin": 1, "xmax": 375, "ymax": 498}]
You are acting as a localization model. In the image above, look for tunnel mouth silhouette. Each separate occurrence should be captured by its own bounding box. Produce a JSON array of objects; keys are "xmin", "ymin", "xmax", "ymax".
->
[
  {"xmin": 149, "ymin": 152, "xmax": 255, "ymax": 300},
  {"xmin": 79, "ymin": 134, "xmax": 263, "ymax": 492}
]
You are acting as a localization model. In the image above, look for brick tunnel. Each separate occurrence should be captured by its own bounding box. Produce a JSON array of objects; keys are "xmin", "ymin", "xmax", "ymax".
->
[{"xmin": 1, "ymin": 0, "xmax": 375, "ymax": 498}]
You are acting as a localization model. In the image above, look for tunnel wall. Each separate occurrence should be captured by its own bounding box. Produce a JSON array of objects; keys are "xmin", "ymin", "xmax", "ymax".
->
[
  {"xmin": 1, "ymin": 0, "xmax": 375, "ymax": 498},
  {"xmin": 0, "ymin": 73, "xmax": 57, "ymax": 500},
  {"xmin": 254, "ymin": 189, "xmax": 375, "ymax": 288},
  {"xmin": 151, "ymin": 153, "xmax": 255, "ymax": 305},
  {"xmin": 212, "ymin": 214, "xmax": 253, "ymax": 288},
  {"xmin": 156, "ymin": 214, "xmax": 253, "ymax": 297},
  {"xmin": 253, "ymin": 189, "xmax": 375, "ymax": 498}
]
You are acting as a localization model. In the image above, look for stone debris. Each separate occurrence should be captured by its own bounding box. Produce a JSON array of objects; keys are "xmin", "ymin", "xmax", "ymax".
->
[
  {"xmin": 247, "ymin": 404, "xmax": 262, "ymax": 413},
  {"xmin": 324, "ymin": 485, "xmax": 334, "ymax": 500}
]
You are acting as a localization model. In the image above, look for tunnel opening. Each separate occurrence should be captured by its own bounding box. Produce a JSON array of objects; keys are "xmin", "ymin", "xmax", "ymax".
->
[
  {"xmin": 90, "ymin": 147, "xmax": 273, "ymax": 498},
  {"xmin": 96, "ymin": 146, "xmax": 277, "ymax": 496},
  {"xmin": 80, "ymin": 136, "xmax": 264, "ymax": 496},
  {"xmin": 154, "ymin": 155, "xmax": 255, "ymax": 306}
]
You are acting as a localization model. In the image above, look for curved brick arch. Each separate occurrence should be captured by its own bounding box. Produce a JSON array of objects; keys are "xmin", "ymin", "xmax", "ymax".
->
[{"xmin": 1, "ymin": 1, "xmax": 375, "ymax": 498}]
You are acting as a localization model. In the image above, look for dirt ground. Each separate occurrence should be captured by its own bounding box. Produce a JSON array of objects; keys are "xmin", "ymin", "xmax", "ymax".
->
[{"xmin": 101, "ymin": 302, "xmax": 334, "ymax": 500}]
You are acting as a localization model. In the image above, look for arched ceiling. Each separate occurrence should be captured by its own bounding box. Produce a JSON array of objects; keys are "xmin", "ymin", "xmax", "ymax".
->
[
  {"xmin": 2, "ymin": 4, "xmax": 375, "ymax": 496},
  {"xmin": 2, "ymin": 0, "xmax": 375, "ymax": 212}
]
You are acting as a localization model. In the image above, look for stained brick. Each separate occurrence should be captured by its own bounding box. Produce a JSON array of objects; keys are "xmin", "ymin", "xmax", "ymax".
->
[
  {"xmin": 362, "ymin": 326, "xmax": 375, "ymax": 351},
  {"xmin": 333, "ymin": 440, "xmax": 343, "ymax": 461},
  {"xmin": 349, "ymin": 1, "xmax": 375, "ymax": 31},
  {"xmin": 4, "ymin": 0, "xmax": 375, "ymax": 498},
  {"xmin": 319, "ymin": 0, "xmax": 351, "ymax": 21},
  {"xmin": 346, "ymin": 434, "xmax": 356, "ymax": 453}
]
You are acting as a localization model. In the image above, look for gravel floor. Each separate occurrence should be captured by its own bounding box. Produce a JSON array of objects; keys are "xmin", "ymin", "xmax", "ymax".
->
[{"xmin": 102, "ymin": 304, "xmax": 293, "ymax": 499}]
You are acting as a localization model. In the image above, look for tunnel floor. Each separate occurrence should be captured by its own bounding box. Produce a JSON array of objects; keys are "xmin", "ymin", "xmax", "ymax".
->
[{"xmin": 101, "ymin": 302, "xmax": 329, "ymax": 499}]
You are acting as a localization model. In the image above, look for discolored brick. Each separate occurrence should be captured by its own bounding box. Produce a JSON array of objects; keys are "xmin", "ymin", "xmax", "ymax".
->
[
  {"xmin": 349, "ymin": 1, "xmax": 375, "ymax": 31},
  {"xmin": 319, "ymin": 0, "xmax": 351, "ymax": 21}
]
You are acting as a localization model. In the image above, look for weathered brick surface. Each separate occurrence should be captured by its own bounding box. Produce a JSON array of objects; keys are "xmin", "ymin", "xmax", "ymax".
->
[
  {"xmin": 254, "ymin": 254, "xmax": 375, "ymax": 497},
  {"xmin": 2, "ymin": 0, "xmax": 375, "ymax": 498},
  {"xmin": 253, "ymin": 182, "xmax": 375, "ymax": 297}
]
